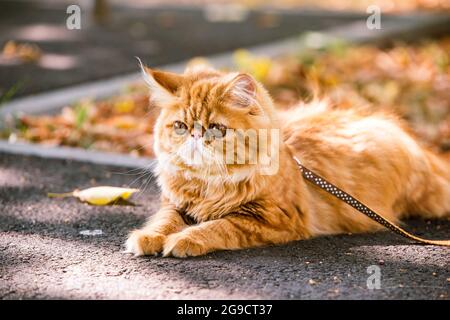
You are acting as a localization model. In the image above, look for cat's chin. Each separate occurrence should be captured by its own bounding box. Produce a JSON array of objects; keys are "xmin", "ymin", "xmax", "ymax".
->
[
  {"xmin": 183, "ymin": 164, "xmax": 256, "ymax": 184},
  {"xmin": 156, "ymin": 152, "xmax": 256, "ymax": 183}
]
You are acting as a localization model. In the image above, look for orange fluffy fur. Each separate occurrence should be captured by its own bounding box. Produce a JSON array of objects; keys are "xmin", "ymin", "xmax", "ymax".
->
[{"xmin": 125, "ymin": 65, "xmax": 450, "ymax": 257}]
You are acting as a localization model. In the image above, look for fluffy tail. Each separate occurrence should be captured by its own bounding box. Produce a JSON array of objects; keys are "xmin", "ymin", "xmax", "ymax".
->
[{"xmin": 409, "ymin": 151, "xmax": 450, "ymax": 218}]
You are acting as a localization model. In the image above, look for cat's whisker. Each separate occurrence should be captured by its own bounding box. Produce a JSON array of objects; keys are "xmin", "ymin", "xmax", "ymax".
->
[
  {"xmin": 125, "ymin": 161, "xmax": 156, "ymax": 191},
  {"xmin": 139, "ymin": 173, "xmax": 155, "ymax": 198},
  {"xmin": 106, "ymin": 160, "xmax": 153, "ymax": 176},
  {"xmin": 133, "ymin": 160, "xmax": 163, "ymax": 199}
]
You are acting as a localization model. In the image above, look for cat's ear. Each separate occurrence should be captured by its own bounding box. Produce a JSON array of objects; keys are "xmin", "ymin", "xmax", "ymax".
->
[
  {"xmin": 137, "ymin": 58, "xmax": 183, "ymax": 105},
  {"xmin": 223, "ymin": 73, "xmax": 260, "ymax": 113}
]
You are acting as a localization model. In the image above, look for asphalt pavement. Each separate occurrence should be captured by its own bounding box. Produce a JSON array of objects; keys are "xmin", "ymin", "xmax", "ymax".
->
[{"xmin": 0, "ymin": 152, "xmax": 449, "ymax": 299}]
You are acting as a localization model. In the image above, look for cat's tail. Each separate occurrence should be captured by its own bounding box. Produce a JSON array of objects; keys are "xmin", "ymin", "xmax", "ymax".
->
[{"xmin": 408, "ymin": 150, "xmax": 450, "ymax": 218}]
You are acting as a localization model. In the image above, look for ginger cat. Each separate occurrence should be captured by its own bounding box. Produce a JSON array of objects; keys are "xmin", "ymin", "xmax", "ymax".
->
[{"xmin": 125, "ymin": 65, "xmax": 450, "ymax": 258}]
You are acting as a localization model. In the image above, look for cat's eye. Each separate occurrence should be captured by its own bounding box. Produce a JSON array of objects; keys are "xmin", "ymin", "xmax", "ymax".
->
[
  {"xmin": 208, "ymin": 123, "xmax": 227, "ymax": 138},
  {"xmin": 173, "ymin": 121, "xmax": 188, "ymax": 135}
]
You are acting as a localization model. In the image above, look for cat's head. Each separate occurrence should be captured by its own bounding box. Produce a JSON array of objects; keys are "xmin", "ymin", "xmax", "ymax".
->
[{"xmin": 141, "ymin": 63, "xmax": 280, "ymax": 181}]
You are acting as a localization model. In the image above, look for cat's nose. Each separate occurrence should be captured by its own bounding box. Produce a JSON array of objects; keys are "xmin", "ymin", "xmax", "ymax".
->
[{"xmin": 191, "ymin": 129, "xmax": 203, "ymax": 140}]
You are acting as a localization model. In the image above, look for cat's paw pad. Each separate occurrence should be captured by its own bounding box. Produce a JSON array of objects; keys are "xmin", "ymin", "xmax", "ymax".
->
[
  {"xmin": 162, "ymin": 233, "xmax": 207, "ymax": 258},
  {"xmin": 124, "ymin": 230, "xmax": 166, "ymax": 256}
]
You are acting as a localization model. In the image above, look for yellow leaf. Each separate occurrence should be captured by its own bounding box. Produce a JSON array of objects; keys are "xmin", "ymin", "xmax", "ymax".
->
[
  {"xmin": 253, "ymin": 59, "xmax": 272, "ymax": 81},
  {"xmin": 114, "ymin": 99, "xmax": 135, "ymax": 113},
  {"xmin": 233, "ymin": 49, "xmax": 272, "ymax": 81},
  {"xmin": 48, "ymin": 186, "xmax": 139, "ymax": 205}
]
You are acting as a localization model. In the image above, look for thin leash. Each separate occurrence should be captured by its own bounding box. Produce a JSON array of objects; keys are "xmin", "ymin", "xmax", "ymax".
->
[{"xmin": 293, "ymin": 156, "xmax": 450, "ymax": 247}]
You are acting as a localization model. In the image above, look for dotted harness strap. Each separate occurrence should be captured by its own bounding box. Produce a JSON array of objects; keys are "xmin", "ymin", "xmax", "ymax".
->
[{"xmin": 293, "ymin": 156, "xmax": 450, "ymax": 247}]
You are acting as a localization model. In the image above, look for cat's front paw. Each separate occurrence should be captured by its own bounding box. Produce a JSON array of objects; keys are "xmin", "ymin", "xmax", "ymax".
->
[
  {"xmin": 125, "ymin": 230, "xmax": 166, "ymax": 256},
  {"xmin": 163, "ymin": 233, "xmax": 207, "ymax": 258}
]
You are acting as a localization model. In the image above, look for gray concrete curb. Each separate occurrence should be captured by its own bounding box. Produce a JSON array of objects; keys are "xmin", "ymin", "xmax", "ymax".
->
[
  {"xmin": 0, "ymin": 13, "xmax": 449, "ymax": 168},
  {"xmin": 0, "ymin": 140, "xmax": 154, "ymax": 168}
]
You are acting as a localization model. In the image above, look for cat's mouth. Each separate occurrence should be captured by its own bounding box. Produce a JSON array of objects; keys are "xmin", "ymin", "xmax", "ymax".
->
[
  {"xmin": 175, "ymin": 139, "xmax": 220, "ymax": 167},
  {"xmin": 157, "ymin": 148, "xmax": 260, "ymax": 183}
]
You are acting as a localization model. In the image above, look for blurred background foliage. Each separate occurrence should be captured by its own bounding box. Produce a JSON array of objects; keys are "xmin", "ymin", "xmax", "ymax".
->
[{"xmin": 3, "ymin": 36, "xmax": 449, "ymax": 157}]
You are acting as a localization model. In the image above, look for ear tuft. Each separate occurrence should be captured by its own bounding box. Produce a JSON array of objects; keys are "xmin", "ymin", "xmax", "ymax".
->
[{"xmin": 136, "ymin": 57, "xmax": 183, "ymax": 106}]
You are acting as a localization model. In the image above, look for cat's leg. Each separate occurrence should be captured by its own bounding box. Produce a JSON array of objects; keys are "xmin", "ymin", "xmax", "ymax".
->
[
  {"xmin": 162, "ymin": 213, "xmax": 303, "ymax": 258},
  {"xmin": 125, "ymin": 204, "xmax": 187, "ymax": 256}
]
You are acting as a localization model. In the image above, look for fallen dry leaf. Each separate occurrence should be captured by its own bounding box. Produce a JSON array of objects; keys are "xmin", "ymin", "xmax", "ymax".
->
[
  {"xmin": 2, "ymin": 40, "xmax": 42, "ymax": 63},
  {"xmin": 48, "ymin": 186, "xmax": 139, "ymax": 205}
]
